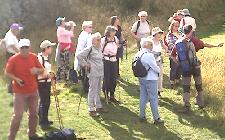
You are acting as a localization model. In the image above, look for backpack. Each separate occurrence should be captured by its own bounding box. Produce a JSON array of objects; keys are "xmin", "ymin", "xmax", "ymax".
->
[
  {"xmin": 176, "ymin": 40, "xmax": 200, "ymax": 73},
  {"xmin": 134, "ymin": 20, "xmax": 150, "ymax": 35},
  {"xmin": 46, "ymin": 128, "xmax": 77, "ymax": 140},
  {"xmin": 132, "ymin": 52, "xmax": 150, "ymax": 77}
]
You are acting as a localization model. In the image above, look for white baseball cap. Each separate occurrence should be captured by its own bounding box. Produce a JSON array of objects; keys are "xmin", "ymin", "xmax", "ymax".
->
[
  {"xmin": 40, "ymin": 40, "xmax": 56, "ymax": 49},
  {"xmin": 18, "ymin": 39, "xmax": 30, "ymax": 48}
]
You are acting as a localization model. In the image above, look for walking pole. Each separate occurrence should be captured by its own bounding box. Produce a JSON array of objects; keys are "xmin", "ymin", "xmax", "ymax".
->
[
  {"xmin": 124, "ymin": 39, "xmax": 129, "ymax": 82},
  {"xmin": 51, "ymin": 74, "xmax": 64, "ymax": 129}
]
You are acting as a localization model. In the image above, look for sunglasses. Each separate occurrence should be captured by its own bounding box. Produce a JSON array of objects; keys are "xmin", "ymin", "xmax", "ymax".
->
[
  {"xmin": 141, "ymin": 16, "xmax": 146, "ymax": 17},
  {"xmin": 21, "ymin": 46, "xmax": 30, "ymax": 49}
]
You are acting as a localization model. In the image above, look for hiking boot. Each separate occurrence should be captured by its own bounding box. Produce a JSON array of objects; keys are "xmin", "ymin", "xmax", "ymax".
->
[
  {"xmin": 40, "ymin": 120, "xmax": 53, "ymax": 128},
  {"xmin": 29, "ymin": 134, "xmax": 43, "ymax": 140},
  {"xmin": 170, "ymin": 84, "xmax": 174, "ymax": 89},
  {"xmin": 89, "ymin": 111, "xmax": 100, "ymax": 117},
  {"xmin": 96, "ymin": 108, "xmax": 108, "ymax": 113},
  {"xmin": 154, "ymin": 118, "xmax": 164, "ymax": 125},
  {"xmin": 158, "ymin": 91, "xmax": 161, "ymax": 97},
  {"xmin": 140, "ymin": 116, "xmax": 147, "ymax": 123},
  {"xmin": 109, "ymin": 97, "xmax": 120, "ymax": 104}
]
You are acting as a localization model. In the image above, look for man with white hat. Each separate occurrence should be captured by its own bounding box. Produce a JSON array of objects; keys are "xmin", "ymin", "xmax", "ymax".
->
[
  {"xmin": 37, "ymin": 40, "xmax": 56, "ymax": 128},
  {"xmin": 5, "ymin": 39, "xmax": 44, "ymax": 140},
  {"xmin": 179, "ymin": 9, "xmax": 196, "ymax": 33},
  {"xmin": 131, "ymin": 11, "xmax": 152, "ymax": 50},
  {"xmin": 4, "ymin": 23, "xmax": 23, "ymax": 94},
  {"xmin": 74, "ymin": 20, "xmax": 93, "ymax": 70}
]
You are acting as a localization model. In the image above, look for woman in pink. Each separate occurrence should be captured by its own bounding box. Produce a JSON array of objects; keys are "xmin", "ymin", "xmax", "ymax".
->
[
  {"xmin": 101, "ymin": 26, "xmax": 119, "ymax": 103},
  {"xmin": 55, "ymin": 17, "xmax": 74, "ymax": 82}
]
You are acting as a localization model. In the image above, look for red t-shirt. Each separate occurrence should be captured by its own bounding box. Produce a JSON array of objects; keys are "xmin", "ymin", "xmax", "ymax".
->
[{"xmin": 6, "ymin": 53, "xmax": 43, "ymax": 94}]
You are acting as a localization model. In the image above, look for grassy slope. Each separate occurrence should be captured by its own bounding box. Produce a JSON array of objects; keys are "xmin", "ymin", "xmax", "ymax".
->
[{"xmin": 1, "ymin": 28, "xmax": 225, "ymax": 140}]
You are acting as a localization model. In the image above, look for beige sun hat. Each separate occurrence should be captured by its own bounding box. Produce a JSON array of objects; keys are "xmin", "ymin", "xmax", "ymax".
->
[
  {"xmin": 152, "ymin": 27, "xmax": 164, "ymax": 36},
  {"xmin": 40, "ymin": 40, "xmax": 56, "ymax": 49}
]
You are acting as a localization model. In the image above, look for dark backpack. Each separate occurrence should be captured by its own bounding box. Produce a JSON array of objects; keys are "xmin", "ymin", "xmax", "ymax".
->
[
  {"xmin": 46, "ymin": 128, "xmax": 76, "ymax": 140},
  {"xmin": 176, "ymin": 41, "xmax": 200, "ymax": 73},
  {"xmin": 134, "ymin": 20, "xmax": 150, "ymax": 35},
  {"xmin": 132, "ymin": 52, "xmax": 150, "ymax": 77}
]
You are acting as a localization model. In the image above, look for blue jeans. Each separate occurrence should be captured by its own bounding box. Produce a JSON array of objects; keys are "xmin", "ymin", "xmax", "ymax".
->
[{"xmin": 139, "ymin": 79, "xmax": 160, "ymax": 120}]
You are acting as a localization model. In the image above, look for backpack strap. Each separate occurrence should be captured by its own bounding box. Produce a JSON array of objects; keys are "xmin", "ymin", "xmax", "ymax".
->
[
  {"xmin": 135, "ymin": 20, "xmax": 151, "ymax": 35},
  {"xmin": 87, "ymin": 47, "xmax": 92, "ymax": 60},
  {"xmin": 135, "ymin": 20, "xmax": 141, "ymax": 35},
  {"xmin": 39, "ymin": 54, "xmax": 49, "ymax": 82},
  {"xmin": 102, "ymin": 36, "xmax": 116, "ymax": 53}
]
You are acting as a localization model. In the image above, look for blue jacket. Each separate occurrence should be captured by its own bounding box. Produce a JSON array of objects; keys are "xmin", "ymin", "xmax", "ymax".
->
[{"xmin": 134, "ymin": 48, "xmax": 160, "ymax": 80}]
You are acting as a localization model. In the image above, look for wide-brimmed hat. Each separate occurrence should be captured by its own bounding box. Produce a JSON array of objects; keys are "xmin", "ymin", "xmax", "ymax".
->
[
  {"xmin": 152, "ymin": 27, "xmax": 163, "ymax": 36},
  {"xmin": 40, "ymin": 40, "xmax": 56, "ymax": 49},
  {"xmin": 105, "ymin": 25, "xmax": 117, "ymax": 32},
  {"xmin": 138, "ymin": 11, "xmax": 148, "ymax": 17},
  {"xmin": 82, "ymin": 21, "xmax": 93, "ymax": 28},
  {"xmin": 182, "ymin": 9, "xmax": 191, "ymax": 16}
]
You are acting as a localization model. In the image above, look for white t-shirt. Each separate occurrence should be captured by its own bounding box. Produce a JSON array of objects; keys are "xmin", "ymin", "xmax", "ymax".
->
[
  {"xmin": 131, "ymin": 20, "xmax": 151, "ymax": 38},
  {"xmin": 4, "ymin": 30, "xmax": 19, "ymax": 54},
  {"xmin": 74, "ymin": 31, "xmax": 92, "ymax": 70},
  {"xmin": 152, "ymin": 41, "xmax": 163, "ymax": 61},
  {"xmin": 180, "ymin": 16, "xmax": 196, "ymax": 31}
]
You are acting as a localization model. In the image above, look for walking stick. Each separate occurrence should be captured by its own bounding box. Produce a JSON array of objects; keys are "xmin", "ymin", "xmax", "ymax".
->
[
  {"xmin": 77, "ymin": 67, "xmax": 88, "ymax": 115},
  {"xmin": 51, "ymin": 74, "xmax": 64, "ymax": 129}
]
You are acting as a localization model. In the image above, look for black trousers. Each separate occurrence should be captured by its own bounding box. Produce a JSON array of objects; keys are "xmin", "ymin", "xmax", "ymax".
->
[
  {"xmin": 103, "ymin": 60, "xmax": 117, "ymax": 97},
  {"xmin": 38, "ymin": 82, "xmax": 51, "ymax": 124}
]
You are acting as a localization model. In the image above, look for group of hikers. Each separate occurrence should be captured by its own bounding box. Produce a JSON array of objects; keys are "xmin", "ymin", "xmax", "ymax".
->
[{"xmin": 1, "ymin": 8, "xmax": 224, "ymax": 140}]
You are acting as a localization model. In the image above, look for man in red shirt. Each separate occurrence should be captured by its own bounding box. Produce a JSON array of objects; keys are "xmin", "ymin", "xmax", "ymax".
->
[{"xmin": 5, "ymin": 39, "xmax": 44, "ymax": 140}]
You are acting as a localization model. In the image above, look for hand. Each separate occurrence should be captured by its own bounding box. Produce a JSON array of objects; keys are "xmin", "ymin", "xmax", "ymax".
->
[
  {"xmin": 15, "ymin": 78, "xmax": 24, "ymax": 86},
  {"xmin": 30, "ymin": 67, "xmax": 39, "ymax": 75},
  {"xmin": 85, "ymin": 64, "xmax": 91, "ymax": 73},
  {"xmin": 218, "ymin": 43, "xmax": 224, "ymax": 47}
]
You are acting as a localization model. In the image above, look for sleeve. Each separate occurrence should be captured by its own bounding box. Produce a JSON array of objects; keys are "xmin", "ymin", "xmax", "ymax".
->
[
  {"xmin": 60, "ymin": 29, "xmax": 74, "ymax": 37},
  {"xmin": 191, "ymin": 37, "xmax": 204, "ymax": 52},
  {"xmin": 143, "ymin": 53, "xmax": 160, "ymax": 73},
  {"xmin": 171, "ymin": 47, "xmax": 177, "ymax": 57},
  {"xmin": 131, "ymin": 21, "xmax": 138, "ymax": 33},
  {"xmin": 76, "ymin": 46, "xmax": 92, "ymax": 67},
  {"xmin": 5, "ymin": 57, "xmax": 14, "ymax": 74},
  {"xmin": 76, "ymin": 33, "xmax": 87, "ymax": 53}
]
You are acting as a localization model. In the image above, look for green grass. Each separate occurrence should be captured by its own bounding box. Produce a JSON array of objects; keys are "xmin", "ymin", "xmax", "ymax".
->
[{"xmin": 1, "ymin": 32, "xmax": 225, "ymax": 140}]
